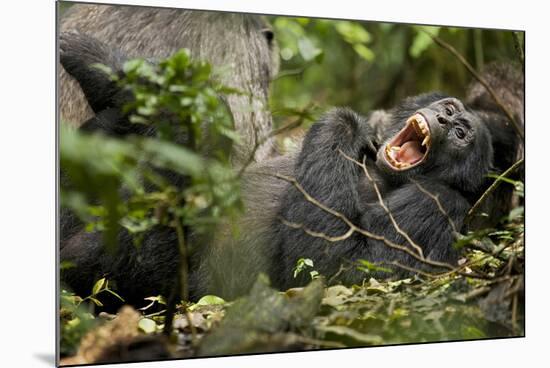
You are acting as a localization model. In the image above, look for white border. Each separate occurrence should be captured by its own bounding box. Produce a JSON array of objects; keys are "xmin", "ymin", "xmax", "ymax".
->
[{"xmin": 1, "ymin": 0, "xmax": 547, "ymax": 367}]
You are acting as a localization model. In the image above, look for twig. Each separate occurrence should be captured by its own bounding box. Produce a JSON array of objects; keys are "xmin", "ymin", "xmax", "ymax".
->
[
  {"xmin": 237, "ymin": 105, "xmax": 312, "ymax": 177},
  {"xmin": 339, "ymin": 150, "xmax": 425, "ymax": 258},
  {"xmin": 426, "ymin": 31, "xmax": 524, "ymax": 139},
  {"xmin": 274, "ymin": 173, "xmax": 455, "ymax": 271},
  {"xmin": 274, "ymin": 58, "xmax": 319, "ymax": 81},
  {"xmin": 274, "ymin": 67, "xmax": 307, "ymax": 81},
  {"xmin": 174, "ymin": 217, "xmax": 189, "ymax": 302},
  {"xmin": 327, "ymin": 263, "xmax": 354, "ymax": 285},
  {"xmin": 463, "ymin": 286, "xmax": 491, "ymax": 301},
  {"xmin": 273, "ymin": 165, "xmax": 498, "ymax": 280},
  {"xmin": 280, "ymin": 217, "xmax": 355, "ymax": 242},
  {"xmin": 276, "ymin": 172, "xmax": 495, "ymax": 280},
  {"xmin": 465, "ymin": 158, "xmax": 524, "ymax": 222},
  {"xmin": 386, "ymin": 261, "xmax": 443, "ymax": 279},
  {"xmin": 411, "ymin": 180, "xmax": 458, "ymax": 236},
  {"xmin": 163, "ymin": 210, "xmax": 192, "ymax": 340},
  {"xmin": 389, "ymin": 252, "xmax": 493, "ymax": 280}
]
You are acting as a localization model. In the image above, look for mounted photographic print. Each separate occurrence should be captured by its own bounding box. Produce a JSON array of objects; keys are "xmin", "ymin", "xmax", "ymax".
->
[{"xmin": 57, "ymin": 1, "xmax": 525, "ymax": 366}]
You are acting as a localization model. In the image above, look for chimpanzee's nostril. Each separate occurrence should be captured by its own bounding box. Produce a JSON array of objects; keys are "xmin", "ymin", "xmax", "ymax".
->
[{"xmin": 437, "ymin": 115, "xmax": 448, "ymax": 125}]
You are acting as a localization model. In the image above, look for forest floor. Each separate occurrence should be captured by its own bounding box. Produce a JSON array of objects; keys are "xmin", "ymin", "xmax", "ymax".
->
[{"xmin": 59, "ymin": 206, "xmax": 524, "ymax": 366}]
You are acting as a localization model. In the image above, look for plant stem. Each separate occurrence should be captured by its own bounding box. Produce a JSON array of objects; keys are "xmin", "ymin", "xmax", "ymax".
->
[
  {"xmin": 426, "ymin": 31, "xmax": 524, "ymax": 140},
  {"xmin": 465, "ymin": 158, "xmax": 524, "ymax": 223}
]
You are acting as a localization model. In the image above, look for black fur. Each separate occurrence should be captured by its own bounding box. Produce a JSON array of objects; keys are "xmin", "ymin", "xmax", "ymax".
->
[{"xmin": 270, "ymin": 99, "xmax": 492, "ymax": 289}]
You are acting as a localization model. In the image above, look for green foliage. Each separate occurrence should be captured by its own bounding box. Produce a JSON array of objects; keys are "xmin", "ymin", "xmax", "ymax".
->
[
  {"xmin": 60, "ymin": 289, "xmax": 97, "ymax": 356},
  {"xmin": 293, "ymin": 258, "xmax": 320, "ymax": 280},
  {"xmin": 314, "ymin": 276, "xmax": 493, "ymax": 346},
  {"xmin": 60, "ymin": 49, "xmax": 243, "ymax": 254},
  {"xmin": 139, "ymin": 295, "xmax": 167, "ymax": 312},
  {"xmin": 59, "ymin": 278, "xmax": 123, "ymax": 356},
  {"xmin": 118, "ymin": 50, "xmax": 240, "ymax": 149},
  {"xmin": 272, "ymin": 17, "xmax": 324, "ymax": 63},
  {"xmin": 334, "ymin": 21, "xmax": 375, "ymax": 62},
  {"xmin": 198, "ymin": 275, "xmax": 324, "ymax": 356},
  {"xmin": 138, "ymin": 318, "xmax": 158, "ymax": 334},
  {"xmin": 196, "ymin": 295, "xmax": 226, "ymax": 306},
  {"xmin": 409, "ymin": 26, "xmax": 440, "ymax": 58},
  {"xmin": 269, "ymin": 17, "xmax": 519, "ymax": 135}
]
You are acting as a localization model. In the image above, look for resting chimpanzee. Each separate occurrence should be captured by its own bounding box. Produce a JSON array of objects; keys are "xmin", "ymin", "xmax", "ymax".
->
[
  {"xmin": 272, "ymin": 98, "xmax": 492, "ymax": 288},
  {"xmin": 59, "ymin": 32, "xmax": 520, "ymax": 305},
  {"xmin": 193, "ymin": 95, "xmax": 494, "ymax": 295}
]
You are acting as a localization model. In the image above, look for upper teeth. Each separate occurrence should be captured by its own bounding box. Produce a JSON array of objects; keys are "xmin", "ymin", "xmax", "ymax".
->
[
  {"xmin": 422, "ymin": 136, "xmax": 430, "ymax": 147},
  {"xmin": 408, "ymin": 114, "xmax": 430, "ymax": 146},
  {"xmin": 385, "ymin": 113, "xmax": 431, "ymax": 170},
  {"xmin": 409, "ymin": 114, "xmax": 429, "ymax": 136}
]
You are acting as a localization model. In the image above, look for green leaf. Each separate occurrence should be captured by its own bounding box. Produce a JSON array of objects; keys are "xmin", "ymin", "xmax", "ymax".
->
[
  {"xmin": 90, "ymin": 63, "xmax": 114, "ymax": 78},
  {"xmin": 105, "ymin": 288, "xmax": 125, "ymax": 302},
  {"xmin": 335, "ymin": 21, "xmax": 371, "ymax": 44},
  {"xmin": 196, "ymin": 295, "xmax": 226, "ymax": 306},
  {"xmin": 89, "ymin": 297, "xmax": 103, "ymax": 307},
  {"xmin": 357, "ymin": 259, "xmax": 392, "ymax": 274},
  {"xmin": 138, "ymin": 318, "xmax": 158, "ymax": 334},
  {"xmin": 462, "ymin": 326, "xmax": 486, "ymax": 339},
  {"xmin": 409, "ymin": 26, "xmax": 440, "ymax": 58},
  {"xmin": 353, "ymin": 44, "xmax": 375, "ymax": 62},
  {"xmin": 60, "ymin": 260, "xmax": 75, "ymax": 270},
  {"xmin": 297, "ymin": 37, "xmax": 323, "ymax": 62},
  {"xmin": 508, "ymin": 206, "xmax": 524, "ymax": 221},
  {"xmin": 92, "ymin": 277, "xmax": 106, "ymax": 296},
  {"xmin": 123, "ymin": 58, "xmax": 145, "ymax": 74}
]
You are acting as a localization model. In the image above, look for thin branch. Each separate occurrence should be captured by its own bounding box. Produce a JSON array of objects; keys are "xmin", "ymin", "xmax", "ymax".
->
[
  {"xmin": 273, "ymin": 58, "xmax": 319, "ymax": 81},
  {"xmin": 386, "ymin": 261, "xmax": 443, "ymax": 279},
  {"xmin": 426, "ymin": 31, "xmax": 524, "ymax": 139},
  {"xmin": 327, "ymin": 263, "xmax": 354, "ymax": 285},
  {"xmin": 390, "ymin": 250, "xmax": 495, "ymax": 280},
  {"xmin": 411, "ymin": 179, "xmax": 458, "ymax": 236},
  {"xmin": 272, "ymin": 167, "xmax": 497, "ymax": 280},
  {"xmin": 273, "ymin": 67, "xmax": 307, "ymax": 81},
  {"xmin": 339, "ymin": 150, "xmax": 425, "ymax": 258},
  {"xmin": 274, "ymin": 173, "xmax": 455, "ymax": 271},
  {"xmin": 466, "ymin": 158, "xmax": 524, "ymax": 222},
  {"xmin": 237, "ymin": 105, "xmax": 312, "ymax": 177},
  {"xmin": 280, "ymin": 217, "xmax": 355, "ymax": 242},
  {"xmin": 283, "ymin": 207, "xmax": 492, "ymax": 280}
]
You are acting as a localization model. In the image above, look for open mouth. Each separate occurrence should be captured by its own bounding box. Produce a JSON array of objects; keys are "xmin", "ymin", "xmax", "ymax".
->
[{"xmin": 384, "ymin": 113, "xmax": 431, "ymax": 170}]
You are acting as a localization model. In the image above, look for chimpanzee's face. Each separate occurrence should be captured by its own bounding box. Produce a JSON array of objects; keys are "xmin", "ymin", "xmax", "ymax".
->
[{"xmin": 376, "ymin": 97, "xmax": 492, "ymax": 192}]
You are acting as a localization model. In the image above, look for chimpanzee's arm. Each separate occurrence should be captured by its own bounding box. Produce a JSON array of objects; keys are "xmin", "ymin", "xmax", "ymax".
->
[
  {"xmin": 290, "ymin": 108, "xmax": 377, "ymax": 217},
  {"xmin": 59, "ymin": 31, "xmax": 129, "ymax": 114}
]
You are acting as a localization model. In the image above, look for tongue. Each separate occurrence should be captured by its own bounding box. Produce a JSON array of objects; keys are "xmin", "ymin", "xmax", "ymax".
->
[{"xmin": 396, "ymin": 141, "xmax": 424, "ymax": 164}]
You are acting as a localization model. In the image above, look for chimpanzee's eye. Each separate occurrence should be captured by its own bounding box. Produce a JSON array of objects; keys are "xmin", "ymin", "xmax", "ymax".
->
[
  {"xmin": 455, "ymin": 127, "xmax": 466, "ymax": 139},
  {"xmin": 445, "ymin": 104, "xmax": 455, "ymax": 116}
]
